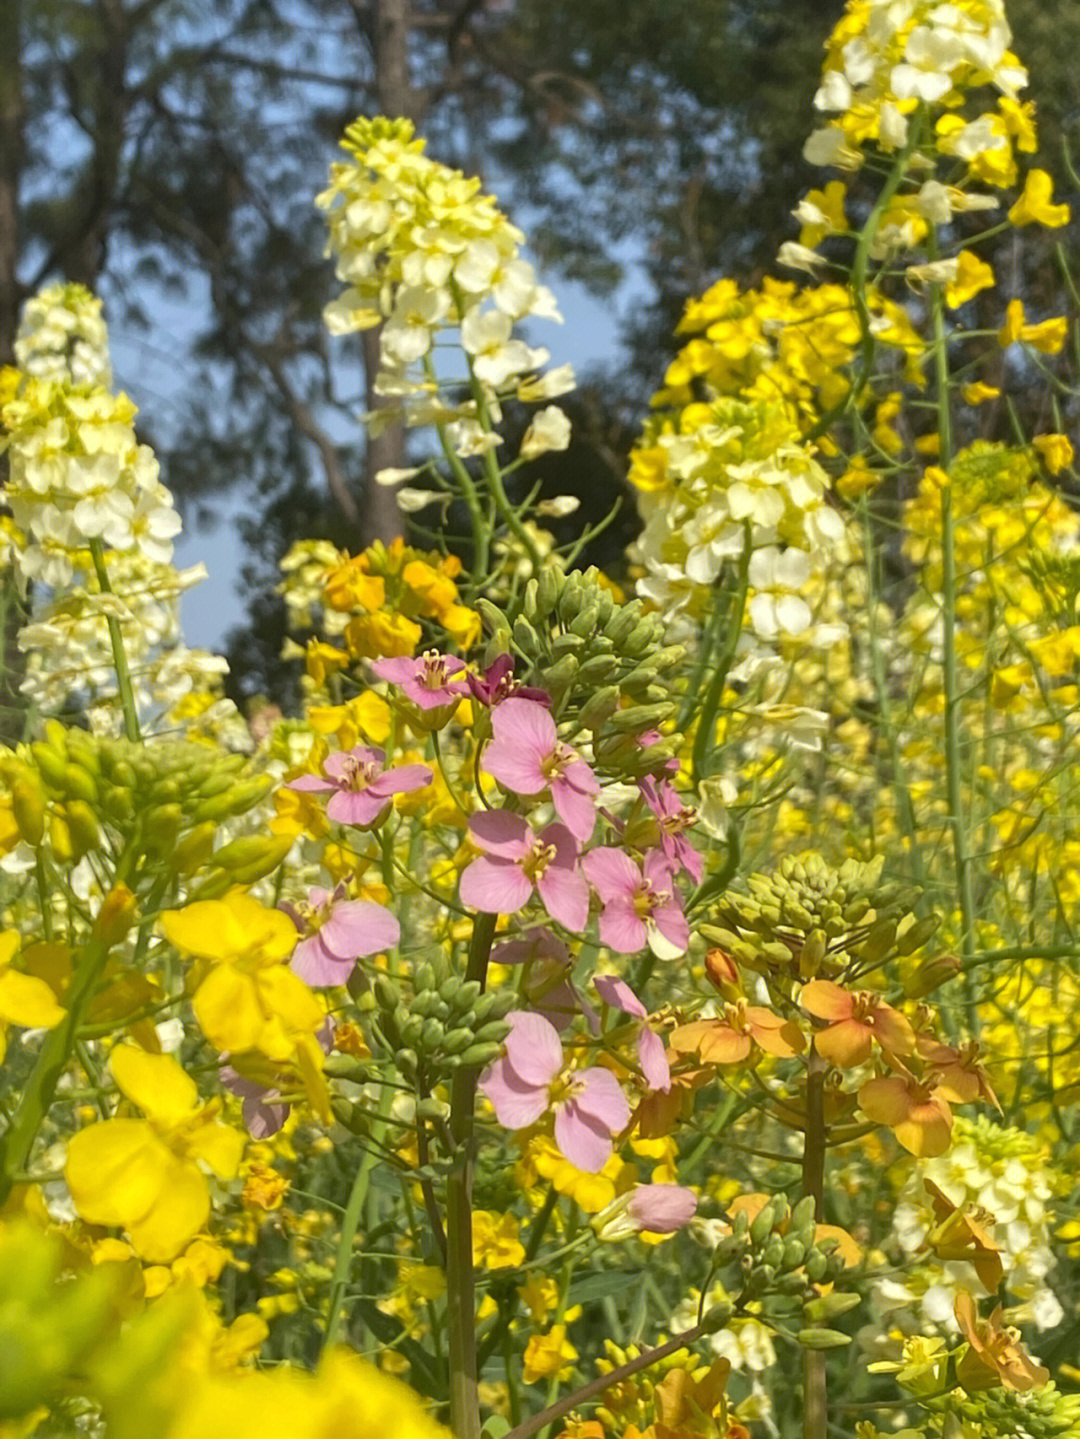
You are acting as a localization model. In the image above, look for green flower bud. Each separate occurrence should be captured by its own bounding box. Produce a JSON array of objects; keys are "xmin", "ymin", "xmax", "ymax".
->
[{"xmin": 796, "ymin": 1328, "xmax": 851, "ymax": 1350}]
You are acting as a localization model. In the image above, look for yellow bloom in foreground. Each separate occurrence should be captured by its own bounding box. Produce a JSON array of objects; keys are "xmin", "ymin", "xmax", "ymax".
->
[
  {"xmin": 523, "ymin": 1325, "xmax": 578, "ymax": 1385},
  {"xmin": 1008, "ymin": 169, "xmax": 1070, "ymax": 228},
  {"xmin": 0, "ymin": 930, "xmax": 65, "ymax": 1062},
  {"xmin": 962, "ymin": 381, "xmax": 1000, "ymax": 406},
  {"xmin": 166, "ymin": 1347, "xmax": 450, "ymax": 1439},
  {"xmin": 997, "ymin": 299, "xmax": 1068, "ymax": 354},
  {"xmin": 66, "ymin": 1045, "xmax": 245, "ymax": 1262},
  {"xmin": 160, "ymin": 892, "xmax": 322, "ymax": 1059}
]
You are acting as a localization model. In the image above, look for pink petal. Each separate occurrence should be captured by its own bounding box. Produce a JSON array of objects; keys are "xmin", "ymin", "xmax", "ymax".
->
[
  {"xmin": 554, "ymin": 1103, "xmax": 613, "ymax": 1172},
  {"xmin": 292, "ymin": 934, "xmax": 352, "ymax": 987},
  {"xmin": 571, "ymin": 1067, "xmax": 631, "ymax": 1133},
  {"xmin": 597, "ymin": 898, "xmax": 648, "ymax": 954},
  {"xmin": 483, "ymin": 738, "xmax": 547, "ymax": 795},
  {"xmin": 652, "ymin": 903, "xmax": 689, "ymax": 956},
  {"xmin": 492, "ymin": 697, "xmax": 557, "ymax": 755},
  {"xmin": 460, "ymin": 855, "xmax": 534, "ymax": 914},
  {"xmin": 638, "ymin": 1028, "xmax": 671, "ymax": 1092},
  {"xmin": 369, "ymin": 763, "xmax": 434, "ymax": 798},
  {"xmin": 594, "ymin": 975, "xmax": 647, "ymax": 1019},
  {"xmin": 626, "ymin": 1184, "xmax": 697, "ymax": 1233},
  {"xmin": 468, "ymin": 810, "xmax": 531, "ymax": 858},
  {"xmin": 322, "ymin": 901, "xmax": 400, "ymax": 959},
  {"xmin": 550, "ymin": 776, "xmax": 597, "ymax": 843},
  {"xmin": 287, "ymin": 774, "xmax": 335, "ymax": 793},
  {"xmin": 503, "ymin": 1011, "xmax": 563, "ymax": 1087},
  {"xmin": 480, "ymin": 1057, "xmax": 550, "ymax": 1129},
  {"xmin": 582, "ymin": 847, "xmax": 640, "ymax": 902},
  {"xmin": 538, "ymin": 863, "xmax": 590, "ymax": 933},
  {"xmin": 370, "ymin": 657, "xmax": 419, "ymax": 684},
  {"xmin": 326, "ymin": 790, "xmax": 387, "ymax": 825}
]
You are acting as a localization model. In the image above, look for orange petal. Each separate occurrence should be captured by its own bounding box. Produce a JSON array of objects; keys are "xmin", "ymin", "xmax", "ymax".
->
[{"xmin": 799, "ymin": 979, "xmax": 851, "ymax": 1022}]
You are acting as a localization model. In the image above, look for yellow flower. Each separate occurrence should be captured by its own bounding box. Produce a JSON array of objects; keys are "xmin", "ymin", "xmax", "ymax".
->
[
  {"xmin": 346, "ymin": 610, "xmax": 422, "ymax": 659},
  {"xmin": 997, "ymin": 299, "xmax": 1068, "ymax": 354},
  {"xmin": 1032, "ymin": 433, "xmax": 1074, "ymax": 475},
  {"xmin": 962, "ymin": 381, "xmax": 1000, "ymax": 406},
  {"xmin": 159, "ymin": 892, "xmax": 322, "ymax": 1060},
  {"xmin": 1008, "ymin": 169, "xmax": 1070, "ymax": 228},
  {"xmin": 472, "ymin": 1211, "xmax": 526, "ymax": 1269},
  {"xmin": 0, "ymin": 930, "xmax": 65, "ymax": 1062},
  {"xmin": 65, "ymin": 1045, "xmax": 245, "ymax": 1262},
  {"xmin": 945, "ymin": 250, "xmax": 995, "ymax": 309},
  {"xmin": 522, "ymin": 1325, "xmax": 578, "ymax": 1385}
]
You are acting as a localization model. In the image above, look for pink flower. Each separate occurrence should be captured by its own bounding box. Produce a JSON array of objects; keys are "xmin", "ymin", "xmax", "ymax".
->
[
  {"xmin": 282, "ymin": 885, "xmax": 400, "ymax": 986},
  {"xmin": 467, "ymin": 654, "xmax": 551, "ymax": 708},
  {"xmin": 594, "ymin": 974, "xmax": 670, "ymax": 1091},
  {"xmin": 482, "ymin": 697, "xmax": 600, "ymax": 842},
  {"xmin": 491, "ymin": 927, "xmax": 591, "ymax": 1032},
  {"xmin": 288, "ymin": 746, "xmax": 432, "ymax": 826},
  {"xmin": 220, "ymin": 1067, "xmax": 289, "ymax": 1139},
  {"xmin": 593, "ymin": 1184, "xmax": 698, "ymax": 1240},
  {"xmin": 460, "ymin": 811, "xmax": 590, "ymax": 932},
  {"xmin": 479, "ymin": 1010, "xmax": 631, "ymax": 1171},
  {"xmin": 639, "ymin": 776, "xmax": 703, "ymax": 883},
  {"xmin": 582, "ymin": 847, "xmax": 689, "ymax": 959},
  {"xmin": 371, "ymin": 650, "xmax": 469, "ymax": 709}
]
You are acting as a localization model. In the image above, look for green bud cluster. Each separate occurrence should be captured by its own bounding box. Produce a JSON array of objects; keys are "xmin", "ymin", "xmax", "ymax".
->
[
  {"xmin": 477, "ymin": 566, "xmax": 685, "ymax": 776},
  {"xmin": 703, "ymin": 851, "xmax": 933, "ymax": 982},
  {"xmin": 371, "ymin": 955, "xmax": 514, "ymax": 1078},
  {"xmin": 25, "ymin": 721, "xmax": 271, "ymax": 872},
  {"xmin": 946, "ymin": 1382, "xmax": 1080, "ymax": 1439}
]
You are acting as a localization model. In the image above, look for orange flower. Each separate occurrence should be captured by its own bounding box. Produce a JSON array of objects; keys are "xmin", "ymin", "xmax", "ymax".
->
[
  {"xmin": 669, "ymin": 1000, "xmax": 805, "ymax": 1065},
  {"xmin": 954, "ymin": 1291, "xmax": 1049, "ymax": 1393},
  {"xmin": 858, "ymin": 1070, "xmax": 953, "ymax": 1156},
  {"xmin": 799, "ymin": 980, "xmax": 915, "ymax": 1068},
  {"xmin": 917, "ymin": 1036, "xmax": 999, "ymax": 1109},
  {"xmin": 924, "ymin": 1180, "xmax": 1002, "ymax": 1292}
]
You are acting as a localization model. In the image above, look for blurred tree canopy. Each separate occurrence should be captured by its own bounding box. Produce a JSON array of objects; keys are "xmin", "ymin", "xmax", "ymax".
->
[{"xmin": 3, "ymin": 0, "xmax": 1079, "ymax": 704}]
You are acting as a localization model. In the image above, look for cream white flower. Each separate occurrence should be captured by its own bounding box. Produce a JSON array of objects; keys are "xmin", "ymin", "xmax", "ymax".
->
[{"xmin": 520, "ymin": 405, "xmax": 571, "ymax": 460}]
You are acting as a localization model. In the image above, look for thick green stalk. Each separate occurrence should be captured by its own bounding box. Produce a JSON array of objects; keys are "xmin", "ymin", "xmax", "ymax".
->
[
  {"xmin": 928, "ymin": 273, "xmax": 976, "ymax": 963},
  {"xmin": 690, "ymin": 530, "xmax": 750, "ymax": 785},
  {"xmin": 446, "ymin": 909, "xmax": 497, "ymax": 1439},
  {"xmin": 802, "ymin": 1042, "xmax": 828, "ymax": 1439},
  {"xmin": 88, "ymin": 538, "xmax": 140, "ymax": 743}
]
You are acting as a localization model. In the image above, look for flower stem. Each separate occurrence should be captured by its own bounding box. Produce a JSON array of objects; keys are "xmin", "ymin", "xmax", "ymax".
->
[
  {"xmin": 446, "ymin": 908, "xmax": 498, "ymax": 1439},
  {"xmin": 802, "ymin": 1041, "xmax": 828, "ymax": 1439},
  {"xmin": 88, "ymin": 539, "xmax": 140, "ymax": 743},
  {"xmin": 322, "ymin": 1083, "xmax": 394, "ymax": 1352},
  {"xmin": 928, "ymin": 270, "xmax": 976, "ymax": 964}
]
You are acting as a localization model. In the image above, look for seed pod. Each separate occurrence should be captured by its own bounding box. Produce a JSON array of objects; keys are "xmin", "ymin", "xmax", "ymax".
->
[
  {"xmin": 12, "ymin": 775, "xmax": 46, "ymax": 847},
  {"xmin": 535, "ymin": 566, "xmax": 561, "ymax": 621},
  {"xmin": 30, "ymin": 743, "xmax": 68, "ymax": 791},
  {"xmin": 749, "ymin": 1202, "xmax": 776, "ymax": 1247},
  {"xmin": 62, "ymin": 763, "xmax": 98, "ymax": 806},
  {"xmin": 796, "ymin": 1328, "xmax": 851, "ymax": 1350},
  {"xmin": 522, "ymin": 578, "xmax": 540, "ymax": 622},
  {"xmin": 578, "ymin": 686, "xmax": 620, "ymax": 731}
]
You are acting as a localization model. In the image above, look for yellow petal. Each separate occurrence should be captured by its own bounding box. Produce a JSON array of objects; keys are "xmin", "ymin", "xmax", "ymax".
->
[
  {"xmin": 193, "ymin": 966, "xmax": 264, "ymax": 1053},
  {"xmin": 185, "ymin": 1115, "xmax": 245, "ymax": 1180},
  {"xmin": 125, "ymin": 1154, "xmax": 209, "ymax": 1262},
  {"xmin": 0, "ymin": 969, "xmax": 66, "ymax": 1029},
  {"xmin": 111, "ymin": 1044, "xmax": 198, "ymax": 1124},
  {"xmin": 66, "ymin": 1119, "xmax": 169, "ymax": 1228}
]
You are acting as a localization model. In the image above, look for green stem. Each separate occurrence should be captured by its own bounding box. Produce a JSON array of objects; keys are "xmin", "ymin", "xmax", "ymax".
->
[
  {"xmin": 802, "ymin": 1042, "xmax": 828, "ymax": 1439},
  {"xmin": 0, "ymin": 846, "xmax": 137, "ymax": 1203},
  {"xmin": 690, "ymin": 531, "xmax": 750, "ymax": 785},
  {"xmin": 445, "ymin": 909, "xmax": 498, "ymax": 1439},
  {"xmin": 322, "ymin": 1084, "xmax": 394, "ymax": 1351},
  {"xmin": 88, "ymin": 539, "xmax": 140, "ymax": 743},
  {"xmin": 929, "ymin": 269, "xmax": 976, "ymax": 964}
]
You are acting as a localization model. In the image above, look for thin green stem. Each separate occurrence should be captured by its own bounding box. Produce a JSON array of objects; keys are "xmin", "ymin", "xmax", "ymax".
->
[
  {"xmin": 928, "ymin": 266, "xmax": 976, "ymax": 964},
  {"xmin": 323, "ymin": 1085, "xmax": 394, "ymax": 1351},
  {"xmin": 88, "ymin": 539, "xmax": 140, "ymax": 743},
  {"xmin": 801, "ymin": 1042, "xmax": 829, "ymax": 1439},
  {"xmin": 690, "ymin": 530, "xmax": 751, "ymax": 785}
]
